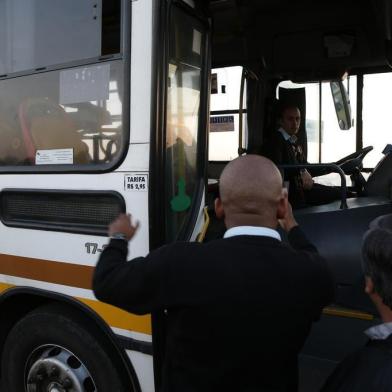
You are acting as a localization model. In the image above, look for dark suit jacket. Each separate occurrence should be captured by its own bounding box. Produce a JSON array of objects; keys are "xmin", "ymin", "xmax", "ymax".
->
[
  {"xmin": 264, "ymin": 131, "xmax": 305, "ymax": 167},
  {"xmin": 93, "ymin": 227, "xmax": 334, "ymax": 392},
  {"xmin": 321, "ymin": 334, "xmax": 392, "ymax": 392},
  {"xmin": 263, "ymin": 131, "xmax": 306, "ymax": 206},
  {"xmin": 263, "ymin": 132, "xmax": 332, "ymax": 207}
]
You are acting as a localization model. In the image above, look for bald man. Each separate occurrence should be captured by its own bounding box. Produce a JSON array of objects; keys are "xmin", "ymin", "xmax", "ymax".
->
[{"xmin": 93, "ymin": 155, "xmax": 334, "ymax": 392}]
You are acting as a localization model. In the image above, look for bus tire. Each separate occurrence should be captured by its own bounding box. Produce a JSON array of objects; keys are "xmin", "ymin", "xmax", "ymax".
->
[{"xmin": 1, "ymin": 304, "xmax": 130, "ymax": 392}]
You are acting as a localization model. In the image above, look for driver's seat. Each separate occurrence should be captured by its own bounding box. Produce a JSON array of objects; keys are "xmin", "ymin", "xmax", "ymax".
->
[{"xmin": 364, "ymin": 150, "xmax": 392, "ymax": 198}]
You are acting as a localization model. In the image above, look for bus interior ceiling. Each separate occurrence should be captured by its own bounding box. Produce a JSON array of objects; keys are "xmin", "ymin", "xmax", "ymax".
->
[{"xmin": 208, "ymin": 0, "xmax": 390, "ymax": 77}]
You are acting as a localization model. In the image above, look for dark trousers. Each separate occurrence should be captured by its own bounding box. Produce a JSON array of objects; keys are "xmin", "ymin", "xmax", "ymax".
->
[{"xmin": 305, "ymin": 183, "xmax": 343, "ymax": 206}]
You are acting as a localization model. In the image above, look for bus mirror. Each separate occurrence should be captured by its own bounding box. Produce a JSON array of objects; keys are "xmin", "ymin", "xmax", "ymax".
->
[{"xmin": 330, "ymin": 81, "xmax": 352, "ymax": 130}]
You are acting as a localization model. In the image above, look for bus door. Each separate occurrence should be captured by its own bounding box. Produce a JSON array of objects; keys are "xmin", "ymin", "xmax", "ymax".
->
[{"xmin": 150, "ymin": 0, "xmax": 210, "ymax": 388}]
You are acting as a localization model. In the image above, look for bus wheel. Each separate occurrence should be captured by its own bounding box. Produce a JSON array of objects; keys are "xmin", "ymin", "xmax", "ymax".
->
[{"xmin": 1, "ymin": 304, "xmax": 130, "ymax": 391}]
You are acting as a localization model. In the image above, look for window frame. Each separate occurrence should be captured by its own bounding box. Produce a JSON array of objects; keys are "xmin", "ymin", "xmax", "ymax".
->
[{"xmin": 0, "ymin": 0, "xmax": 130, "ymax": 174}]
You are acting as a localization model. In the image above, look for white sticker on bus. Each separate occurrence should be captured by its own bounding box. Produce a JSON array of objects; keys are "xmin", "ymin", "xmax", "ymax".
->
[
  {"xmin": 36, "ymin": 148, "xmax": 74, "ymax": 165},
  {"xmin": 124, "ymin": 174, "xmax": 148, "ymax": 192}
]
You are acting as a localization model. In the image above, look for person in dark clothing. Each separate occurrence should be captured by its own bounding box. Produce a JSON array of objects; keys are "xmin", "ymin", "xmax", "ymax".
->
[
  {"xmin": 93, "ymin": 155, "xmax": 334, "ymax": 392},
  {"xmin": 264, "ymin": 105, "xmax": 342, "ymax": 208},
  {"xmin": 321, "ymin": 224, "xmax": 392, "ymax": 392}
]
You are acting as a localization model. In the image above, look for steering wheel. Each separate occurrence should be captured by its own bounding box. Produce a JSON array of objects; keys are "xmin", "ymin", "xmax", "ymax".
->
[{"xmin": 334, "ymin": 146, "xmax": 373, "ymax": 175}]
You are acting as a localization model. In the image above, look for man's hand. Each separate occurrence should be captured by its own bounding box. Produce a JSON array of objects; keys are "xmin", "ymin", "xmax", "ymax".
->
[
  {"xmin": 301, "ymin": 169, "xmax": 314, "ymax": 190},
  {"xmin": 108, "ymin": 213, "xmax": 140, "ymax": 241},
  {"xmin": 279, "ymin": 199, "xmax": 298, "ymax": 232}
]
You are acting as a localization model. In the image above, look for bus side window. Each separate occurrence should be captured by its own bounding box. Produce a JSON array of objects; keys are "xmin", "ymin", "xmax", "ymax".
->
[
  {"xmin": 362, "ymin": 73, "xmax": 392, "ymax": 168},
  {"xmin": 0, "ymin": 62, "xmax": 123, "ymax": 167},
  {"xmin": 0, "ymin": 0, "xmax": 124, "ymax": 169},
  {"xmin": 0, "ymin": 0, "xmax": 121, "ymax": 75}
]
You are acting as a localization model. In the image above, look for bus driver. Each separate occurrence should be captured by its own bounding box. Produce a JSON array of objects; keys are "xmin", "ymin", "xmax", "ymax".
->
[{"xmin": 265, "ymin": 105, "xmax": 342, "ymax": 208}]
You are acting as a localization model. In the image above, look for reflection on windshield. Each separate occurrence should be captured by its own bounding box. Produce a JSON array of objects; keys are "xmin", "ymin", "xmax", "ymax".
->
[
  {"xmin": 165, "ymin": 6, "xmax": 204, "ymax": 241},
  {"xmin": 0, "ymin": 61, "xmax": 123, "ymax": 166}
]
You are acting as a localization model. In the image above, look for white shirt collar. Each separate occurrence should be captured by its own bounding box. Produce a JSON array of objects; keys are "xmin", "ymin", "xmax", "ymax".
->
[
  {"xmin": 278, "ymin": 127, "xmax": 297, "ymax": 144},
  {"xmin": 364, "ymin": 321, "xmax": 392, "ymax": 340},
  {"xmin": 224, "ymin": 226, "xmax": 281, "ymax": 241}
]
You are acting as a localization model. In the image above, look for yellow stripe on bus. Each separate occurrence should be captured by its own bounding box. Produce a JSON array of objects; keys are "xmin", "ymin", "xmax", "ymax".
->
[
  {"xmin": 0, "ymin": 282, "xmax": 151, "ymax": 335},
  {"xmin": 0, "ymin": 282, "xmax": 14, "ymax": 292},
  {"xmin": 78, "ymin": 297, "xmax": 151, "ymax": 335},
  {"xmin": 323, "ymin": 306, "xmax": 374, "ymax": 321},
  {"xmin": 0, "ymin": 281, "xmax": 377, "ymax": 326}
]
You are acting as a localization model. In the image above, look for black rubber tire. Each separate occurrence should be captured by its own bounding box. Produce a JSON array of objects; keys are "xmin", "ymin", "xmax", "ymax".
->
[{"xmin": 1, "ymin": 304, "xmax": 131, "ymax": 391}]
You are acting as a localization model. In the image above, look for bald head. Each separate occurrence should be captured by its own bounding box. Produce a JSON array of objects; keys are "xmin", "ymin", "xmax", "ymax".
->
[{"xmin": 217, "ymin": 155, "xmax": 285, "ymax": 228}]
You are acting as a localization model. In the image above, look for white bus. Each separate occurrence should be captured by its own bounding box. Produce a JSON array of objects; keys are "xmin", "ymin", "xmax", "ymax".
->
[
  {"xmin": 0, "ymin": 0, "xmax": 208, "ymax": 390},
  {"xmin": 1, "ymin": 0, "xmax": 392, "ymax": 391}
]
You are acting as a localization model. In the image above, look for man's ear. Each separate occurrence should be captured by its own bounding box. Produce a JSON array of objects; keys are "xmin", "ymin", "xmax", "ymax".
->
[
  {"xmin": 276, "ymin": 188, "xmax": 288, "ymax": 219},
  {"xmin": 214, "ymin": 198, "xmax": 225, "ymax": 220},
  {"xmin": 364, "ymin": 276, "xmax": 375, "ymax": 295}
]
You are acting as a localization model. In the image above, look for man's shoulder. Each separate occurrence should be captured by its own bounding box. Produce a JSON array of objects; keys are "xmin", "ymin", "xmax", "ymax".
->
[
  {"xmin": 267, "ymin": 130, "xmax": 286, "ymax": 144},
  {"xmin": 163, "ymin": 236, "xmax": 285, "ymax": 253},
  {"xmin": 322, "ymin": 342, "xmax": 392, "ymax": 392},
  {"xmin": 206, "ymin": 235, "xmax": 296, "ymax": 260},
  {"xmin": 267, "ymin": 131, "xmax": 290, "ymax": 153},
  {"xmin": 157, "ymin": 240, "xmax": 203, "ymax": 253},
  {"xmin": 159, "ymin": 235, "xmax": 311, "ymax": 260}
]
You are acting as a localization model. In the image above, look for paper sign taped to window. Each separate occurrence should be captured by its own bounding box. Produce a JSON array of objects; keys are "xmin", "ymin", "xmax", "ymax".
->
[
  {"xmin": 60, "ymin": 64, "xmax": 110, "ymax": 105},
  {"xmin": 210, "ymin": 116, "xmax": 235, "ymax": 132},
  {"xmin": 36, "ymin": 149, "xmax": 74, "ymax": 165},
  {"xmin": 124, "ymin": 174, "xmax": 148, "ymax": 192}
]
